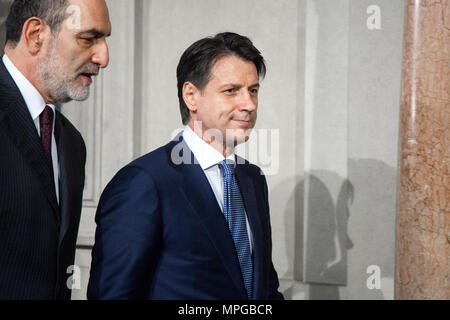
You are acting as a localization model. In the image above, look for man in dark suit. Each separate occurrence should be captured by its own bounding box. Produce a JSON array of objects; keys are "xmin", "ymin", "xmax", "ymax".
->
[
  {"xmin": 88, "ymin": 32, "xmax": 283, "ymax": 300},
  {"xmin": 0, "ymin": 0, "xmax": 111, "ymax": 299}
]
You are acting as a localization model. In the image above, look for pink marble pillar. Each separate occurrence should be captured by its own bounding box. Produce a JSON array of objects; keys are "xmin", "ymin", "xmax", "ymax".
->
[{"xmin": 395, "ymin": 0, "xmax": 450, "ymax": 299}]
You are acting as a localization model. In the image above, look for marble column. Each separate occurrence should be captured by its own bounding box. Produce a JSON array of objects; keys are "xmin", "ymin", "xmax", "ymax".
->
[{"xmin": 395, "ymin": 0, "xmax": 450, "ymax": 299}]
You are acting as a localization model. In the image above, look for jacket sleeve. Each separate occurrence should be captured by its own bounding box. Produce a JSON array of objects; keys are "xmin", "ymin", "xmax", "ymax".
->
[{"xmin": 87, "ymin": 165, "xmax": 162, "ymax": 299}]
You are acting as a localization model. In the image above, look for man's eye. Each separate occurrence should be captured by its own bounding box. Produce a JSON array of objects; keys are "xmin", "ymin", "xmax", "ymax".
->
[
  {"xmin": 80, "ymin": 38, "xmax": 94, "ymax": 45},
  {"xmin": 224, "ymin": 88, "xmax": 235, "ymax": 94},
  {"xmin": 250, "ymin": 88, "xmax": 259, "ymax": 94}
]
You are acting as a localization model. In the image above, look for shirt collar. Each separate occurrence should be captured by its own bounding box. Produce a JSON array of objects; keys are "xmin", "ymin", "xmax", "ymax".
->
[
  {"xmin": 2, "ymin": 54, "xmax": 55, "ymax": 121},
  {"xmin": 182, "ymin": 125, "xmax": 235, "ymax": 170}
]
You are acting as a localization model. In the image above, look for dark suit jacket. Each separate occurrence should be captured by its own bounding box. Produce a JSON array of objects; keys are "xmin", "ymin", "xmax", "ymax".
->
[
  {"xmin": 0, "ymin": 60, "xmax": 86, "ymax": 299},
  {"xmin": 87, "ymin": 136, "xmax": 283, "ymax": 300}
]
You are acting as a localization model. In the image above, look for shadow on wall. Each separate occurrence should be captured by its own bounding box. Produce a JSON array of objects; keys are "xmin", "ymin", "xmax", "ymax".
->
[
  {"xmin": 0, "ymin": 1, "xmax": 13, "ymax": 56},
  {"xmin": 274, "ymin": 158, "xmax": 396, "ymax": 300}
]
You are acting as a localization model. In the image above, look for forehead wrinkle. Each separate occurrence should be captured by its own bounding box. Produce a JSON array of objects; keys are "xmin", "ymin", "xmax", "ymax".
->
[
  {"xmin": 67, "ymin": 0, "xmax": 111, "ymax": 35},
  {"xmin": 206, "ymin": 56, "xmax": 259, "ymax": 92}
]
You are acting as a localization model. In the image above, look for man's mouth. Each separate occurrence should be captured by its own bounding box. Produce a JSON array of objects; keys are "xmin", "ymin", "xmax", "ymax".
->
[
  {"xmin": 79, "ymin": 73, "xmax": 97, "ymax": 83},
  {"xmin": 233, "ymin": 119, "xmax": 251, "ymax": 125}
]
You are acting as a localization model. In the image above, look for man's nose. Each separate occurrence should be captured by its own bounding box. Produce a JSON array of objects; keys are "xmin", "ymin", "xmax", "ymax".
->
[
  {"xmin": 91, "ymin": 40, "xmax": 109, "ymax": 68},
  {"xmin": 240, "ymin": 90, "xmax": 257, "ymax": 112}
]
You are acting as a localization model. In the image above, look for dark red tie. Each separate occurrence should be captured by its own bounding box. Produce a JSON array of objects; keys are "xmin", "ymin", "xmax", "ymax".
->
[{"xmin": 39, "ymin": 106, "xmax": 54, "ymax": 170}]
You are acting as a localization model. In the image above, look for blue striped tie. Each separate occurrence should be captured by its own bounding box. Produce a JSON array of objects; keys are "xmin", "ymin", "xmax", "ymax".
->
[{"xmin": 219, "ymin": 160, "xmax": 253, "ymax": 299}]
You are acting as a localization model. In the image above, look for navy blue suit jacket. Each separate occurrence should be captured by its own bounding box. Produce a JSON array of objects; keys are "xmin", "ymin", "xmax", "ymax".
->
[{"xmin": 87, "ymin": 136, "xmax": 283, "ymax": 300}]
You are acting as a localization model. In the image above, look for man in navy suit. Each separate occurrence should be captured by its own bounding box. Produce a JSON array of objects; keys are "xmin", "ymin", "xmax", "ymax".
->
[{"xmin": 88, "ymin": 32, "xmax": 283, "ymax": 300}]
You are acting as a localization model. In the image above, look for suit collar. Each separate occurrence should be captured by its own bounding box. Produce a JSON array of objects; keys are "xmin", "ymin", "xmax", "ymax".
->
[
  {"xmin": 171, "ymin": 137, "xmax": 265, "ymax": 299},
  {"xmin": 2, "ymin": 54, "xmax": 55, "ymax": 123},
  {"xmin": 235, "ymin": 164, "xmax": 264, "ymax": 300},
  {"xmin": 0, "ymin": 60, "xmax": 60, "ymax": 221},
  {"xmin": 182, "ymin": 125, "xmax": 235, "ymax": 170},
  {"xmin": 171, "ymin": 137, "xmax": 247, "ymax": 299}
]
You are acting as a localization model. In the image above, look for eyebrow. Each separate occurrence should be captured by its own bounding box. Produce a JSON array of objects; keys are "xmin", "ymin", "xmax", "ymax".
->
[
  {"xmin": 219, "ymin": 83, "xmax": 260, "ymax": 90},
  {"xmin": 76, "ymin": 28, "xmax": 111, "ymax": 38}
]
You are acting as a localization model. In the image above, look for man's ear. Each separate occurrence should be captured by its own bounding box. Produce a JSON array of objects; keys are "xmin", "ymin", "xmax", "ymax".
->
[
  {"xmin": 182, "ymin": 82, "xmax": 200, "ymax": 113},
  {"xmin": 21, "ymin": 17, "xmax": 48, "ymax": 55}
]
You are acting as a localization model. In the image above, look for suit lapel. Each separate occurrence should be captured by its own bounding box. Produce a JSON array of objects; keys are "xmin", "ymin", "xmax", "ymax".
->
[
  {"xmin": 235, "ymin": 163, "xmax": 264, "ymax": 300},
  {"xmin": 174, "ymin": 139, "xmax": 247, "ymax": 299},
  {"xmin": 55, "ymin": 114, "xmax": 72, "ymax": 244},
  {"xmin": 0, "ymin": 62, "xmax": 59, "ymax": 220}
]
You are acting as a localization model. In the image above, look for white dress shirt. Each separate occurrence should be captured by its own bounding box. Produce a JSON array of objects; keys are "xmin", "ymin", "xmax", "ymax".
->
[
  {"xmin": 182, "ymin": 125, "xmax": 253, "ymax": 253},
  {"xmin": 3, "ymin": 54, "xmax": 60, "ymax": 203}
]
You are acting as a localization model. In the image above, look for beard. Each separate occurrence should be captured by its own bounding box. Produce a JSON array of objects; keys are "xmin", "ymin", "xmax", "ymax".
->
[{"xmin": 38, "ymin": 37, "xmax": 99, "ymax": 103}]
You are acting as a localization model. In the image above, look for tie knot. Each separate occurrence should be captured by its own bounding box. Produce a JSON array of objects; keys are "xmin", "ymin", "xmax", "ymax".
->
[
  {"xmin": 219, "ymin": 159, "xmax": 235, "ymax": 178},
  {"xmin": 40, "ymin": 105, "xmax": 54, "ymax": 126}
]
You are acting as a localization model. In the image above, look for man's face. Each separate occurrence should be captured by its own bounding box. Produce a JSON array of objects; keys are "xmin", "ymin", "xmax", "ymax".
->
[
  {"xmin": 38, "ymin": 0, "xmax": 111, "ymax": 103},
  {"xmin": 192, "ymin": 55, "xmax": 259, "ymax": 148}
]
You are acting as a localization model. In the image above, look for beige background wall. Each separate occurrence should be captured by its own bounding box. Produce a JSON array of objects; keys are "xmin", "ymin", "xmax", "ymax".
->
[{"xmin": 0, "ymin": 0, "xmax": 405, "ymax": 300}]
